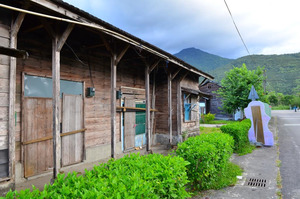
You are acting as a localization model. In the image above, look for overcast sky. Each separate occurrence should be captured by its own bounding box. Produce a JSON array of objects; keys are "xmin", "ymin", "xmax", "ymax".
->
[{"xmin": 64, "ymin": 0, "xmax": 300, "ymax": 59}]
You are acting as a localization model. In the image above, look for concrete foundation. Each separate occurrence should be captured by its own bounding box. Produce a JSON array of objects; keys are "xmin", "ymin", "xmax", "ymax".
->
[{"xmin": 0, "ymin": 181, "xmax": 14, "ymax": 197}]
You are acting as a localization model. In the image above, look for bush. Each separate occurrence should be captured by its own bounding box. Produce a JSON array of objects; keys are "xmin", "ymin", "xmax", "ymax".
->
[
  {"xmin": 201, "ymin": 113, "xmax": 215, "ymax": 123},
  {"xmin": 6, "ymin": 153, "xmax": 190, "ymax": 199},
  {"xmin": 176, "ymin": 132, "xmax": 234, "ymax": 190},
  {"xmin": 220, "ymin": 119, "xmax": 253, "ymax": 155}
]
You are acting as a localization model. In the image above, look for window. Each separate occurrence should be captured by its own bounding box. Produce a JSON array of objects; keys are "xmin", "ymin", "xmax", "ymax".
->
[
  {"xmin": 184, "ymin": 93, "xmax": 191, "ymax": 121},
  {"xmin": 24, "ymin": 74, "xmax": 83, "ymax": 98}
]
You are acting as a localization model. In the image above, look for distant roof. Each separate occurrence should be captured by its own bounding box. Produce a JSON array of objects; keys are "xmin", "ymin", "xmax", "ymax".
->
[{"xmin": 200, "ymin": 80, "xmax": 221, "ymax": 87}]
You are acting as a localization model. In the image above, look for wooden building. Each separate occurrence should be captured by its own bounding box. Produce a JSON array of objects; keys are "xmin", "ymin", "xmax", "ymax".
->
[
  {"xmin": 199, "ymin": 81, "xmax": 232, "ymax": 119},
  {"xmin": 0, "ymin": 0, "xmax": 213, "ymax": 191}
]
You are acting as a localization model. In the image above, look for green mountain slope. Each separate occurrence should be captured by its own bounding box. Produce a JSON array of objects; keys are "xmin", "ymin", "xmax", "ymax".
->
[
  {"xmin": 174, "ymin": 47, "xmax": 233, "ymax": 72},
  {"xmin": 174, "ymin": 47, "xmax": 300, "ymax": 95},
  {"xmin": 212, "ymin": 53, "xmax": 300, "ymax": 95}
]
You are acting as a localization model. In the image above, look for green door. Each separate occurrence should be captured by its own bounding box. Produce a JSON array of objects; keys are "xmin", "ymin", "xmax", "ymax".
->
[{"xmin": 135, "ymin": 103, "xmax": 145, "ymax": 135}]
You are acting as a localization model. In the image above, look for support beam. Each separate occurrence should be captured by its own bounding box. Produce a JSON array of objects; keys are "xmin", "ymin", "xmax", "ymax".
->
[
  {"xmin": 110, "ymin": 52, "xmax": 117, "ymax": 158},
  {"xmin": 100, "ymin": 34, "xmax": 113, "ymax": 55},
  {"xmin": 149, "ymin": 59, "xmax": 160, "ymax": 73},
  {"xmin": 145, "ymin": 64, "xmax": 151, "ymax": 151},
  {"xmin": 168, "ymin": 72, "xmax": 172, "ymax": 144},
  {"xmin": 171, "ymin": 68, "xmax": 181, "ymax": 80},
  {"xmin": 52, "ymin": 36, "xmax": 61, "ymax": 180},
  {"xmin": 0, "ymin": 46, "xmax": 28, "ymax": 59},
  {"xmin": 9, "ymin": 11, "xmax": 25, "ymax": 183},
  {"xmin": 51, "ymin": 24, "xmax": 73, "ymax": 180},
  {"xmin": 177, "ymin": 71, "xmax": 189, "ymax": 139},
  {"xmin": 116, "ymin": 44, "xmax": 130, "ymax": 64},
  {"xmin": 110, "ymin": 43, "xmax": 129, "ymax": 158},
  {"xmin": 177, "ymin": 81, "xmax": 182, "ymax": 138},
  {"xmin": 199, "ymin": 78, "xmax": 207, "ymax": 86},
  {"xmin": 57, "ymin": 23, "xmax": 74, "ymax": 51},
  {"xmin": 150, "ymin": 72, "xmax": 156, "ymax": 145}
]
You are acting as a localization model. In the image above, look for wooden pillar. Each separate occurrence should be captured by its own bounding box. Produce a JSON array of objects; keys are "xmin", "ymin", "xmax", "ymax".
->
[
  {"xmin": 145, "ymin": 65, "xmax": 151, "ymax": 151},
  {"xmin": 177, "ymin": 72, "xmax": 188, "ymax": 139},
  {"xmin": 50, "ymin": 24, "xmax": 74, "ymax": 180},
  {"xmin": 9, "ymin": 12, "xmax": 25, "ymax": 181},
  {"xmin": 177, "ymin": 81, "xmax": 182, "ymax": 136},
  {"xmin": 52, "ymin": 36, "xmax": 61, "ymax": 179},
  {"xmin": 110, "ymin": 44, "xmax": 129, "ymax": 158},
  {"xmin": 111, "ymin": 53, "xmax": 117, "ymax": 158},
  {"xmin": 168, "ymin": 73, "xmax": 172, "ymax": 144}
]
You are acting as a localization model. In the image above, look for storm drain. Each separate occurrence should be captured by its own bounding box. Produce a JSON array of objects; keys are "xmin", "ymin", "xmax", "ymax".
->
[{"xmin": 245, "ymin": 178, "xmax": 267, "ymax": 187}]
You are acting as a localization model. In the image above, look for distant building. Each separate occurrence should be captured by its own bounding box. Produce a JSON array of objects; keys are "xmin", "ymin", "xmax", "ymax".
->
[{"xmin": 199, "ymin": 81, "xmax": 232, "ymax": 120}]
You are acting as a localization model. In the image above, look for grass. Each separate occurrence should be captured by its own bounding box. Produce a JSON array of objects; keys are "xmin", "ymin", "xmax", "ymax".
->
[
  {"xmin": 200, "ymin": 126, "xmax": 222, "ymax": 133},
  {"xmin": 200, "ymin": 119, "xmax": 237, "ymax": 124},
  {"xmin": 236, "ymin": 144, "xmax": 255, "ymax": 156},
  {"xmin": 208, "ymin": 162, "xmax": 242, "ymax": 190},
  {"xmin": 192, "ymin": 162, "xmax": 243, "ymax": 197},
  {"xmin": 271, "ymin": 105, "xmax": 290, "ymax": 110}
]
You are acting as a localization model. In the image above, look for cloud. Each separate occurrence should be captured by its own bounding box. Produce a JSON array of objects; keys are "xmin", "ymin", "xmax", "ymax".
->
[{"xmin": 64, "ymin": 0, "xmax": 300, "ymax": 59}]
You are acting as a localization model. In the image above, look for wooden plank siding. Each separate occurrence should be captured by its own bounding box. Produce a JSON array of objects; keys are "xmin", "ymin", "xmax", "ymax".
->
[
  {"xmin": 0, "ymin": 23, "xmax": 10, "ymax": 179},
  {"xmin": 155, "ymin": 79, "xmax": 178, "ymax": 135},
  {"xmin": 15, "ymin": 51, "xmax": 151, "ymax": 162},
  {"xmin": 181, "ymin": 76, "xmax": 200, "ymax": 134}
]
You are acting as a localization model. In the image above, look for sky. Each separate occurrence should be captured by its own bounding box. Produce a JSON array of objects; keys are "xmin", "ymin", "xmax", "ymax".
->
[{"xmin": 64, "ymin": 0, "xmax": 300, "ymax": 59}]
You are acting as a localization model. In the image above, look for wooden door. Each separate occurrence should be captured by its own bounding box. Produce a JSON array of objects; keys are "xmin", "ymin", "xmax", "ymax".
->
[
  {"xmin": 124, "ymin": 98, "xmax": 135, "ymax": 150},
  {"xmin": 23, "ymin": 98, "xmax": 53, "ymax": 177},
  {"xmin": 251, "ymin": 106, "xmax": 265, "ymax": 144},
  {"xmin": 61, "ymin": 94, "xmax": 84, "ymax": 166}
]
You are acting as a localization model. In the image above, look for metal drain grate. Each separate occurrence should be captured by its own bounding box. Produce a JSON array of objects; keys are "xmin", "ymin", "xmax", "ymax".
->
[{"xmin": 245, "ymin": 178, "xmax": 267, "ymax": 187}]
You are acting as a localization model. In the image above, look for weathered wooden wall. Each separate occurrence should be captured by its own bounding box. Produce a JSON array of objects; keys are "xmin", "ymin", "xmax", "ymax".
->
[
  {"xmin": 0, "ymin": 23, "xmax": 10, "ymax": 178},
  {"xmin": 155, "ymin": 78, "xmax": 178, "ymax": 134},
  {"xmin": 15, "ymin": 49, "xmax": 148, "ymax": 163},
  {"xmin": 200, "ymin": 82, "xmax": 232, "ymax": 119},
  {"xmin": 181, "ymin": 76, "xmax": 200, "ymax": 134}
]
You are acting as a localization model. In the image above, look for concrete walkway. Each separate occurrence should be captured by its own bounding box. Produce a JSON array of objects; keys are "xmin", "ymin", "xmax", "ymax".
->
[{"xmin": 194, "ymin": 117, "xmax": 279, "ymax": 199}]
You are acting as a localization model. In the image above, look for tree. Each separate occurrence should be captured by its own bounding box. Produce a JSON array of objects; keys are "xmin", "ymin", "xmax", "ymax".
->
[
  {"xmin": 282, "ymin": 95, "xmax": 294, "ymax": 106},
  {"xmin": 291, "ymin": 96, "xmax": 300, "ymax": 107},
  {"xmin": 268, "ymin": 94, "xmax": 278, "ymax": 106},
  {"xmin": 293, "ymin": 78, "xmax": 300, "ymax": 95},
  {"xmin": 217, "ymin": 64, "xmax": 265, "ymax": 114}
]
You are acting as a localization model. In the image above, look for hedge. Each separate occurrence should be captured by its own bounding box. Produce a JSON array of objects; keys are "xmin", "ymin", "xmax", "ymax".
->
[
  {"xmin": 5, "ymin": 153, "xmax": 190, "ymax": 199},
  {"xmin": 220, "ymin": 119, "xmax": 252, "ymax": 154},
  {"xmin": 176, "ymin": 132, "xmax": 234, "ymax": 190}
]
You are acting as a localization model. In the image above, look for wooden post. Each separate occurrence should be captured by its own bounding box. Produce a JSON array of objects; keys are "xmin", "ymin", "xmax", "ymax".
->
[
  {"xmin": 52, "ymin": 36, "xmax": 61, "ymax": 179},
  {"xmin": 50, "ymin": 24, "xmax": 73, "ymax": 180},
  {"xmin": 168, "ymin": 73, "xmax": 172, "ymax": 144},
  {"xmin": 9, "ymin": 12, "xmax": 25, "ymax": 182},
  {"xmin": 145, "ymin": 65, "xmax": 151, "ymax": 151},
  {"xmin": 111, "ymin": 53, "xmax": 117, "ymax": 158},
  {"xmin": 110, "ymin": 45, "xmax": 129, "ymax": 158},
  {"xmin": 177, "ymin": 71, "xmax": 188, "ymax": 140},
  {"xmin": 177, "ymin": 81, "xmax": 182, "ymax": 137},
  {"xmin": 150, "ymin": 72, "xmax": 156, "ymax": 144}
]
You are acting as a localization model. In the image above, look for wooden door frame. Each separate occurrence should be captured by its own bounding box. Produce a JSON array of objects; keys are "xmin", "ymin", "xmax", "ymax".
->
[{"xmin": 21, "ymin": 73, "xmax": 86, "ymax": 177}]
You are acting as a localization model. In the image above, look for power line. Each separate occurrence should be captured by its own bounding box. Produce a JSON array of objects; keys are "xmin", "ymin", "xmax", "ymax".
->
[{"xmin": 224, "ymin": 0, "xmax": 251, "ymax": 56}]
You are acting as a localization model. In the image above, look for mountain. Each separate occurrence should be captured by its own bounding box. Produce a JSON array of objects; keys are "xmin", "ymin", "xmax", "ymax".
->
[
  {"xmin": 174, "ymin": 48, "xmax": 300, "ymax": 95},
  {"xmin": 174, "ymin": 47, "xmax": 233, "ymax": 72}
]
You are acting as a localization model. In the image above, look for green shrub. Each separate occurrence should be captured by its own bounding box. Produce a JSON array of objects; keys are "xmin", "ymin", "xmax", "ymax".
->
[
  {"xmin": 176, "ymin": 132, "xmax": 234, "ymax": 190},
  {"xmin": 6, "ymin": 153, "xmax": 190, "ymax": 199},
  {"xmin": 201, "ymin": 113, "xmax": 215, "ymax": 123},
  {"xmin": 220, "ymin": 119, "xmax": 253, "ymax": 155}
]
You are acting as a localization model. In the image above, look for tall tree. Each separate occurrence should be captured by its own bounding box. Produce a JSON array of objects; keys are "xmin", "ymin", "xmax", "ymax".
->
[{"xmin": 217, "ymin": 64, "xmax": 265, "ymax": 114}]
